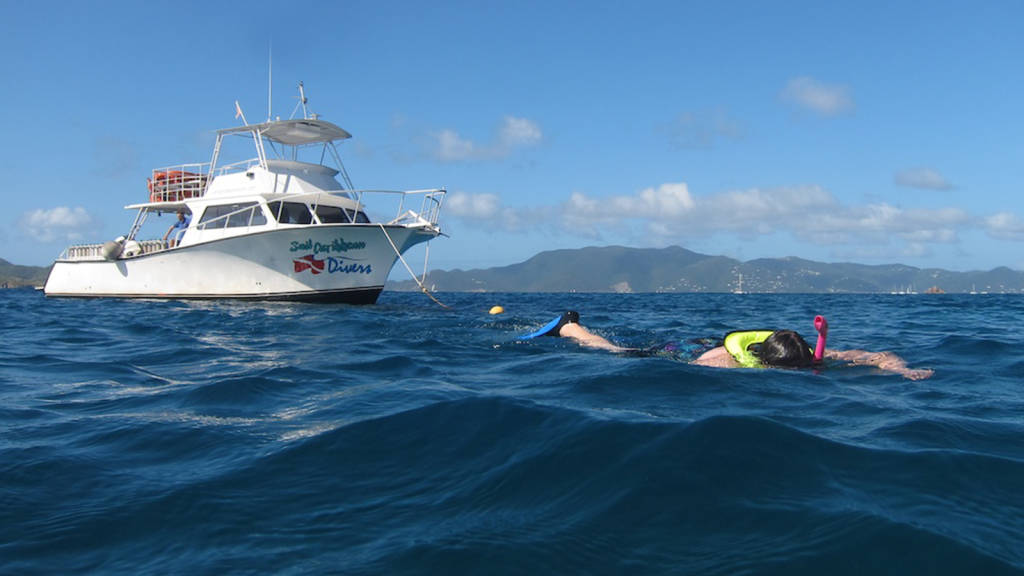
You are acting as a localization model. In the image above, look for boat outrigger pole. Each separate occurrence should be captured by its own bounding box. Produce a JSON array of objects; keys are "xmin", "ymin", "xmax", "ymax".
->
[{"xmin": 292, "ymin": 81, "xmax": 311, "ymax": 120}]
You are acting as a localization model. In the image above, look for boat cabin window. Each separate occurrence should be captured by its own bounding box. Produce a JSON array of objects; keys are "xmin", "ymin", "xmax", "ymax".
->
[
  {"xmin": 267, "ymin": 201, "xmax": 314, "ymax": 225},
  {"xmin": 313, "ymin": 205, "xmax": 371, "ymax": 224},
  {"xmin": 197, "ymin": 202, "xmax": 268, "ymax": 229}
]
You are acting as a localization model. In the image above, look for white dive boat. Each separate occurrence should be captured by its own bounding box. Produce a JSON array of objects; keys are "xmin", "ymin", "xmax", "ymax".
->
[{"xmin": 45, "ymin": 87, "xmax": 445, "ymax": 303}]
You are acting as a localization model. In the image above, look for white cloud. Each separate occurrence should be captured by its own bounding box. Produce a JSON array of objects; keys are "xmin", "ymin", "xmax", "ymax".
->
[
  {"xmin": 838, "ymin": 204, "xmax": 960, "ymax": 244},
  {"xmin": 563, "ymin": 183, "xmax": 697, "ymax": 237},
  {"xmin": 695, "ymin": 186, "xmax": 836, "ymax": 235},
  {"xmin": 435, "ymin": 129, "xmax": 477, "ymax": 162},
  {"xmin": 635, "ymin": 183, "xmax": 696, "ymax": 216},
  {"xmin": 446, "ymin": 192, "xmax": 501, "ymax": 219},
  {"xmin": 985, "ymin": 212, "xmax": 1024, "ymax": 241},
  {"xmin": 559, "ymin": 182, "xmax": 976, "ymax": 250},
  {"xmin": 443, "ymin": 192, "xmax": 546, "ymax": 232},
  {"xmin": 445, "ymin": 180, "xmax": 1024, "ymax": 259},
  {"xmin": 781, "ymin": 76, "xmax": 854, "ymax": 116},
  {"xmin": 20, "ymin": 206, "xmax": 97, "ymax": 243},
  {"xmin": 499, "ymin": 117, "xmax": 542, "ymax": 148},
  {"xmin": 570, "ymin": 182, "xmax": 696, "ymax": 219},
  {"xmin": 431, "ymin": 116, "xmax": 542, "ymax": 163},
  {"xmin": 894, "ymin": 167, "xmax": 954, "ymax": 190},
  {"xmin": 564, "ymin": 184, "xmax": 833, "ymax": 241}
]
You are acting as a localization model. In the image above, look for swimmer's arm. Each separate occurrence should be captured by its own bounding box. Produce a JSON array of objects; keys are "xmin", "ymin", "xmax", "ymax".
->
[
  {"xmin": 557, "ymin": 322, "xmax": 635, "ymax": 353},
  {"xmin": 825, "ymin": 350, "xmax": 933, "ymax": 380},
  {"xmin": 691, "ymin": 346, "xmax": 741, "ymax": 368}
]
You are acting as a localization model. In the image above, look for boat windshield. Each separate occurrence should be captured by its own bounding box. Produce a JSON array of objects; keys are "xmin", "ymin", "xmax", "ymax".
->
[
  {"xmin": 266, "ymin": 201, "xmax": 370, "ymax": 225},
  {"xmin": 313, "ymin": 205, "xmax": 370, "ymax": 224},
  {"xmin": 197, "ymin": 202, "xmax": 268, "ymax": 229},
  {"xmin": 268, "ymin": 201, "xmax": 314, "ymax": 225}
]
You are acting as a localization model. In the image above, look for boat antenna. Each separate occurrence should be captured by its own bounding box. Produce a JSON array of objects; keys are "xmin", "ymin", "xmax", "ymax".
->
[{"xmin": 267, "ymin": 43, "xmax": 273, "ymax": 121}]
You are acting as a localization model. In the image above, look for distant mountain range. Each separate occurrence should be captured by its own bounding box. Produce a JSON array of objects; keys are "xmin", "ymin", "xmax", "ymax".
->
[
  {"xmin": 390, "ymin": 245, "xmax": 1024, "ymax": 294},
  {"xmin": 7, "ymin": 247, "xmax": 1022, "ymax": 293},
  {"xmin": 0, "ymin": 259, "xmax": 49, "ymax": 288}
]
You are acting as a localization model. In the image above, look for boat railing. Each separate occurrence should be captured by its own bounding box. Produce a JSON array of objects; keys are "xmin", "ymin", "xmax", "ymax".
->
[
  {"xmin": 212, "ymin": 158, "xmax": 262, "ymax": 177},
  {"xmin": 60, "ymin": 244, "xmax": 107, "ymax": 261},
  {"xmin": 351, "ymin": 188, "xmax": 446, "ymax": 227},
  {"xmin": 60, "ymin": 239, "xmax": 168, "ymax": 261},
  {"xmin": 131, "ymin": 240, "xmax": 168, "ymax": 256},
  {"xmin": 146, "ymin": 159, "xmax": 268, "ymax": 204},
  {"xmin": 148, "ymin": 163, "xmax": 211, "ymax": 203},
  {"xmin": 283, "ymin": 188, "xmax": 446, "ymax": 228}
]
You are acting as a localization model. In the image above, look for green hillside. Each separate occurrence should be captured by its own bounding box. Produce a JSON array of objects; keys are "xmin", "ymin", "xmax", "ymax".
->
[
  {"xmin": 0, "ymin": 259, "xmax": 50, "ymax": 288},
  {"xmin": 391, "ymin": 246, "xmax": 1024, "ymax": 294}
]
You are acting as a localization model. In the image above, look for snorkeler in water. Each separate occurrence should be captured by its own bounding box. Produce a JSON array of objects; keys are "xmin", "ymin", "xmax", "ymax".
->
[{"xmin": 521, "ymin": 310, "xmax": 934, "ymax": 380}]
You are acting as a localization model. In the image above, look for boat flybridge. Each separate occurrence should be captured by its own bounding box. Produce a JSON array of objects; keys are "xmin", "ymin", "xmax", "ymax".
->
[{"xmin": 44, "ymin": 86, "xmax": 445, "ymax": 303}]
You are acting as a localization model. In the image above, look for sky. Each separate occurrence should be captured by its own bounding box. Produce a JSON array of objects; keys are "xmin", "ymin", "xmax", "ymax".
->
[{"xmin": 2, "ymin": 0, "xmax": 1023, "ymax": 276}]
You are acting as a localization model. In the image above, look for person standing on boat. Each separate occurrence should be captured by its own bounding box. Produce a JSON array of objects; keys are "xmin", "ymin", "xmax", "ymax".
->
[{"xmin": 163, "ymin": 209, "xmax": 191, "ymax": 248}]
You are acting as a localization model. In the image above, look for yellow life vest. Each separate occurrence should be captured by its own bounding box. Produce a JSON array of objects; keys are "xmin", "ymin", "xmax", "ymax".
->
[{"xmin": 723, "ymin": 330, "xmax": 775, "ymax": 368}]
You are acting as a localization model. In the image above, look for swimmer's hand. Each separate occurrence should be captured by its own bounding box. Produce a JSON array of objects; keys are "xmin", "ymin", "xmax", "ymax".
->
[
  {"xmin": 901, "ymin": 368, "xmax": 934, "ymax": 381},
  {"xmin": 827, "ymin": 350, "xmax": 934, "ymax": 380}
]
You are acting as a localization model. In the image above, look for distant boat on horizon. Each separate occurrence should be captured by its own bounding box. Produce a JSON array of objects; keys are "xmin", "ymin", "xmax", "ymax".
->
[
  {"xmin": 733, "ymin": 272, "xmax": 745, "ymax": 294},
  {"xmin": 890, "ymin": 285, "xmax": 917, "ymax": 295}
]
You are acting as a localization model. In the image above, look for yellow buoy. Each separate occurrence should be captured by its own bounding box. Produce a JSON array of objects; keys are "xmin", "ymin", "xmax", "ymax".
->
[{"xmin": 489, "ymin": 305, "xmax": 505, "ymax": 315}]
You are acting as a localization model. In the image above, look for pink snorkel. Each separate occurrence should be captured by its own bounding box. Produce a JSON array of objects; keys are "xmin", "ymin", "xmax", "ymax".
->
[{"xmin": 813, "ymin": 315, "xmax": 828, "ymax": 363}]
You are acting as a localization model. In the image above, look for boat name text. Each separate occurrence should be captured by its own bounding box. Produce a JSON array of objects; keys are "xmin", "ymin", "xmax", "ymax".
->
[{"xmin": 289, "ymin": 237, "xmax": 366, "ymax": 254}]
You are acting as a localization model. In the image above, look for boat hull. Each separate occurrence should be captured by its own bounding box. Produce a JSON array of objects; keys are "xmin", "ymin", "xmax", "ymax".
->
[{"xmin": 44, "ymin": 225, "xmax": 434, "ymax": 303}]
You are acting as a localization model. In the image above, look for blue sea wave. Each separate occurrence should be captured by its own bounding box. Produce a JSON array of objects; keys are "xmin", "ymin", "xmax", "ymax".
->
[{"xmin": 1, "ymin": 289, "xmax": 1023, "ymax": 574}]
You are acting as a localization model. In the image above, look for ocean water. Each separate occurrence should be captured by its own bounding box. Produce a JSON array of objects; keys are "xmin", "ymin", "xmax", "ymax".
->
[{"xmin": 2, "ymin": 289, "xmax": 1023, "ymax": 575}]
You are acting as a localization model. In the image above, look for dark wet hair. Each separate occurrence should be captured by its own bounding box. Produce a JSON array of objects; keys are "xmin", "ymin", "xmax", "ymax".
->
[{"xmin": 756, "ymin": 330, "xmax": 814, "ymax": 368}]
